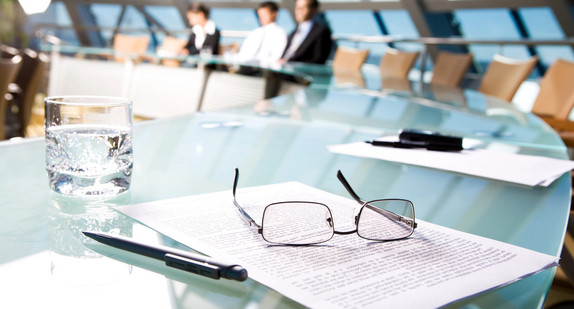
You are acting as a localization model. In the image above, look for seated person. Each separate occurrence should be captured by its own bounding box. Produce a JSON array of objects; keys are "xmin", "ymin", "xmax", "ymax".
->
[
  {"xmin": 238, "ymin": 1, "xmax": 287, "ymax": 63},
  {"xmin": 183, "ymin": 3, "xmax": 220, "ymax": 56},
  {"xmin": 280, "ymin": 0, "xmax": 332, "ymax": 64}
]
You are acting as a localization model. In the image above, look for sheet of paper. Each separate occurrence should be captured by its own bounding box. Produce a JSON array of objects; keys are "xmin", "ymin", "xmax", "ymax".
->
[
  {"xmin": 115, "ymin": 182, "xmax": 558, "ymax": 308},
  {"xmin": 328, "ymin": 142, "xmax": 574, "ymax": 187}
]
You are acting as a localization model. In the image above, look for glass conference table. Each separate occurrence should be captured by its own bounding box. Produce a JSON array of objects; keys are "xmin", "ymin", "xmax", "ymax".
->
[{"xmin": 0, "ymin": 58, "xmax": 570, "ymax": 308}]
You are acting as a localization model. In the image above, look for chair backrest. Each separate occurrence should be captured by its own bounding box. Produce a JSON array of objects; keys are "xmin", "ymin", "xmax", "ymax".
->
[
  {"xmin": 14, "ymin": 49, "xmax": 48, "ymax": 135},
  {"xmin": 1, "ymin": 45, "xmax": 19, "ymax": 59},
  {"xmin": 113, "ymin": 34, "xmax": 151, "ymax": 62},
  {"xmin": 379, "ymin": 48, "xmax": 419, "ymax": 78},
  {"xmin": 332, "ymin": 46, "xmax": 369, "ymax": 71},
  {"xmin": 430, "ymin": 51, "xmax": 474, "ymax": 87},
  {"xmin": 531, "ymin": 58, "xmax": 574, "ymax": 120},
  {"xmin": 158, "ymin": 36, "xmax": 187, "ymax": 54},
  {"xmin": 157, "ymin": 36, "xmax": 188, "ymax": 67},
  {"xmin": 478, "ymin": 54, "xmax": 538, "ymax": 102},
  {"xmin": 0, "ymin": 55, "xmax": 22, "ymax": 139}
]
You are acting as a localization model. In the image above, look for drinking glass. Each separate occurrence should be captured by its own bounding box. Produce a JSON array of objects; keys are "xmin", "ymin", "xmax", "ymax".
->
[{"xmin": 45, "ymin": 96, "xmax": 133, "ymax": 196}]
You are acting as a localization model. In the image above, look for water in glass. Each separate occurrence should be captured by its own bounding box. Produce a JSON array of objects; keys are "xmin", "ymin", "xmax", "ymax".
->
[{"xmin": 46, "ymin": 124, "xmax": 132, "ymax": 196}]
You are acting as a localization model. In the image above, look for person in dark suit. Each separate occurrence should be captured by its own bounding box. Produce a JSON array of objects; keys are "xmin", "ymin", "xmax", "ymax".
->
[
  {"xmin": 183, "ymin": 3, "xmax": 220, "ymax": 56},
  {"xmin": 280, "ymin": 0, "xmax": 333, "ymax": 64}
]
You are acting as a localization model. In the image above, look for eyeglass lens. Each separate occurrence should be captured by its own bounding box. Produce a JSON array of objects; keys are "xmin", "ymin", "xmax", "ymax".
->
[
  {"xmin": 357, "ymin": 199, "xmax": 415, "ymax": 241},
  {"xmin": 260, "ymin": 199, "xmax": 414, "ymax": 245},
  {"xmin": 261, "ymin": 202, "xmax": 334, "ymax": 245}
]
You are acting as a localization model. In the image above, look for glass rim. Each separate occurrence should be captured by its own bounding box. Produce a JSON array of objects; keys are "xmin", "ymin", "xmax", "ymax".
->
[{"xmin": 44, "ymin": 95, "xmax": 132, "ymax": 107}]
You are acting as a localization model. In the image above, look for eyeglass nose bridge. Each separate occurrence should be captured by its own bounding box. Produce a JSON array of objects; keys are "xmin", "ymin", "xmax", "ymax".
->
[
  {"xmin": 329, "ymin": 213, "xmax": 358, "ymax": 235},
  {"xmin": 331, "ymin": 216, "xmax": 359, "ymax": 235},
  {"xmin": 333, "ymin": 229, "xmax": 358, "ymax": 235}
]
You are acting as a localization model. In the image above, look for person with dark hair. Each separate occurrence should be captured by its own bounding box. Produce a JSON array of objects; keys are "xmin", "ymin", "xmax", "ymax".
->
[
  {"xmin": 238, "ymin": 1, "xmax": 287, "ymax": 63},
  {"xmin": 183, "ymin": 3, "xmax": 220, "ymax": 56},
  {"xmin": 280, "ymin": 0, "xmax": 332, "ymax": 64}
]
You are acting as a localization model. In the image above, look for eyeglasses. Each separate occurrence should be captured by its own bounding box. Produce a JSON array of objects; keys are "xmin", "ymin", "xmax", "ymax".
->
[{"xmin": 232, "ymin": 168, "xmax": 417, "ymax": 246}]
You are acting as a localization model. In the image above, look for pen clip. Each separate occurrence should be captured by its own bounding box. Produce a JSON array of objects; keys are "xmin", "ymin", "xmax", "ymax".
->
[{"xmin": 165, "ymin": 253, "xmax": 221, "ymax": 280}]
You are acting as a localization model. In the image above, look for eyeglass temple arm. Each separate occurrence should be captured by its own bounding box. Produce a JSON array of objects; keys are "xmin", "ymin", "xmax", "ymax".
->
[
  {"xmin": 337, "ymin": 170, "xmax": 417, "ymax": 229},
  {"xmin": 337, "ymin": 170, "xmax": 366, "ymax": 205},
  {"xmin": 364, "ymin": 204, "xmax": 417, "ymax": 229},
  {"xmin": 233, "ymin": 168, "xmax": 262, "ymax": 230}
]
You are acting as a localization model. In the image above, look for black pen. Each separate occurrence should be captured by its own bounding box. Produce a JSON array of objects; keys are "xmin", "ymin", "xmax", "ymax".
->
[
  {"xmin": 365, "ymin": 140, "xmax": 463, "ymax": 151},
  {"xmin": 82, "ymin": 231, "xmax": 248, "ymax": 282},
  {"xmin": 366, "ymin": 140, "xmax": 419, "ymax": 148}
]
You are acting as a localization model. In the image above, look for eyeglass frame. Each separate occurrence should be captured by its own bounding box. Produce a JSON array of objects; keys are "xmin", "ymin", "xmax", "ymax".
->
[{"xmin": 232, "ymin": 168, "xmax": 417, "ymax": 245}]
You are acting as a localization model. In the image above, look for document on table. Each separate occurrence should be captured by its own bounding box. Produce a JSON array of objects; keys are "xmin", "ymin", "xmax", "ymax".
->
[
  {"xmin": 115, "ymin": 182, "xmax": 558, "ymax": 309},
  {"xmin": 328, "ymin": 142, "xmax": 574, "ymax": 187}
]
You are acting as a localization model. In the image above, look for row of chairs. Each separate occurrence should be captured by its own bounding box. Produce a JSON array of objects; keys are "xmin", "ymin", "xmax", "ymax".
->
[
  {"xmin": 0, "ymin": 45, "xmax": 48, "ymax": 140},
  {"xmin": 333, "ymin": 47, "xmax": 473, "ymax": 87},
  {"xmin": 333, "ymin": 45, "xmax": 574, "ymax": 146},
  {"xmin": 332, "ymin": 46, "xmax": 536, "ymax": 100}
]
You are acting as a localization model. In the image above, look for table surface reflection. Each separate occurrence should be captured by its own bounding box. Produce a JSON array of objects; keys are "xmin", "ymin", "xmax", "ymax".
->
[{"xmin": 0, "ymin": 58, "xmax": 570, "ymax": 308}]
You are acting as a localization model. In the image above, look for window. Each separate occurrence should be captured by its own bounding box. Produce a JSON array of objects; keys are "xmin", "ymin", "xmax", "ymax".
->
[
  {"xmin": 26, "ymin": 1, "xmax": 77, "ymax": 47},
  {"xmin": 90, "ymin": 4, "xmax": 124, "ymax": 45},
  {"xmin": 118, "ymin": 5, "xmax": 149, "ymax": 35},
  {"xmin": 379, "ymin": 10, "xmax": 424, "ymax": 70},
  {"xmin": 276, "ymin": 9, "xmax": 296, "ymax": 34},
  {"xmin": 454, "ymin": 9, "xmax": 531, "ymax": 73},
  {"xmin": 211, "ymin": 8, "xmax": 259, "ymax": 45},
  {"xmin": 519, "ymin": 7, "xmax": 574, "ymax": 66},
  {"xmin": 325, "ymin": 10, "xmax": 386, "ymax": 64}
]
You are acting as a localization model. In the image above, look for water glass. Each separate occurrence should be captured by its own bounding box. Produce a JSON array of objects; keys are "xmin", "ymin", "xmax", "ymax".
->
[
  {"xmin": 45, "ymin": 96, "xmax": 133, "ymax": 196},
  {"xmin": 200, "ymin": 47, "xmax": 213, "ymax": 59}
]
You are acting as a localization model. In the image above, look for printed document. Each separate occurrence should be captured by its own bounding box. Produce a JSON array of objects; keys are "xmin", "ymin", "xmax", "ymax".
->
[
  {"xmin": 328, "ymin": 142, "xmax": 574, "ymax": 187},
  {"xmin": 116, "ymin": 182, "xmax": 558, "ymax": 308}
]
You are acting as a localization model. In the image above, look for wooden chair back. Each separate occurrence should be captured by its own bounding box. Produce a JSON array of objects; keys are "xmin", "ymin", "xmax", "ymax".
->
[
  {"xmin": 113, "ymin": 34, "xmax": 151, "ymax": 63},
  {"xmin": 332, "ymin": 46, "xmax": 369, "ymax": 71},
  {"xmin": 478, "ymin": 54, "xmax": 538, "ymax": 102},
  {"xmin": 532, "ymin": 58, "xmax": 574, "ymax": 120},
  {"xmin": 430, "ymin": 51, "xmax": 473, "ymax": 87},
  {"xmin": 379, "ymin": 48, "xmax": 419, "ymax": 78},
  {"xmin": 157, "ymin": 36, "xmax": 188, "ymax": 67}
]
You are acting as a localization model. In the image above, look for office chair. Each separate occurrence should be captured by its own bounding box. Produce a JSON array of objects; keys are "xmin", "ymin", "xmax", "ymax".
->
[
  {"xmin": 113, "ymin": 33, "xmax": 151, "ymax": 63},
  {"xmin": 379, "ymin": 47, "xmax": 419, "ymax": 79},
  {"xmin": 478, "ymin": 54, "xmax": 538, "ymax": 102},
  {"xmin": 529, "ymin": 58, "xmax": 574, "ymax": 147},
  {"xmin": 7, "ymin": 49, "xmax": 49, "ymax": 137},
  {"xmin": 0, "ymin": 55, "xmax": 22, "ymax": 140},
  {"xmin": 430, "ymin": 51, "xmax": 474, "ymax": 87},
  {"xmin": 157, "ymin": 36, "xmax": 188, "ymax": 67},
  {"xmin": 332, "ymin": 46, "xmax": 370, "ymax": 71},
  {"xmin": 0, "ymin": 44, "xmax": 20, "ymax": 59}
]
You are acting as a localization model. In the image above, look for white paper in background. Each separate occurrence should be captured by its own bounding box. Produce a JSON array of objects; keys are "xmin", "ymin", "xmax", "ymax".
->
[
  {"xmin": 327, "ymin": 142, "xmax": 574, "ymax": 187},
  {"xmin": 115, "ymin": 182, "xmax": 558, "ymax": 309}
]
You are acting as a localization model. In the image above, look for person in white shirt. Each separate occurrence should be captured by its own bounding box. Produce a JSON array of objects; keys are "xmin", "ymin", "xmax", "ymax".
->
[{"xmin": 238, "ymin": 2, "xmax": 287, "ymax": 63}]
